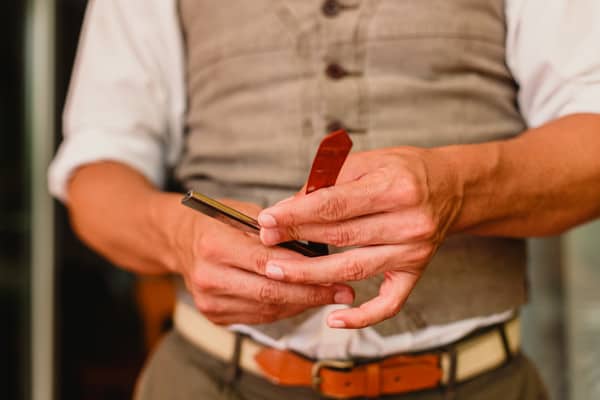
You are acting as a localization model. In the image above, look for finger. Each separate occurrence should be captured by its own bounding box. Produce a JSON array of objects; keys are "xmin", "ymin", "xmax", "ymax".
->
[
  {"xmin": 199, "ymin": 222, "xmax": 305, "ymax": 276},
  {"xmin": 260, "ymin": 209, "xmax": 436, "ymax": 247},
  {"xmin": 206, "ymin": 303, "xmax": 310, "ymax": 326},
  {"xmin": 198, "ymin": 262, "xmax": 355, "ymax": 306},
  {"xmin": 257, "ymin": 176, "xmax": 393, "ymax": 229},
  {"xmin": 195, "ymin": 294, "xmax": 307, "ymax": 320},
  {"xmin": 326, "ymin": 271, "xmax": 419, "ymax": 329},
  {"xmin": 194, "ymin": 294, "xmax": 278, "ymax": 317},
  {"xmin": 265, "ymin": 245, "xmax": 408, "ymax": 284}
]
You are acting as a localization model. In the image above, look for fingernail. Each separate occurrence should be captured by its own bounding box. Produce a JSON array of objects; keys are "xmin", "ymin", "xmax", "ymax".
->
[
  {"xmin": 329, "ymin": 319, "xmax": 346, "ymax": 328},
  {"xmin": 260, "ymin": 228, "xmax": 281, "ymax": 245},
  {"xmin": 266, "ymin": 263, "xmax": 284, "ymax": 280},
  {"xmin": 258, "ymin": 213, "xmax": 277, "ymax": 228},
  {"xmin": 334, "ymin": 290, "xmax": 353, "ymax": 305}
]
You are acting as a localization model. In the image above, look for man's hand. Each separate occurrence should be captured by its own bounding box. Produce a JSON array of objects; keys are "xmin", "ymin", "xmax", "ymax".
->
[
  {"xmin": 66, "ymin": 117, "xmax": 600, "ymax": 329},
  {"xmin": 159, "ymin": 196, "xmax": 355, "ymax": 326},
  {"xmin": 67, "ymin": 162, "xmax": 354, "ymax": 327},
  {"xmin": 256, "ymin": 148, "xmax": 463, "ymax": 329}
]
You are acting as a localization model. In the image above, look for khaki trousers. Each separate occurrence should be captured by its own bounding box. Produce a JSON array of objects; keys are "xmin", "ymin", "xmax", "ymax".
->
[{"xmin": 135, "ymin": 331, "xmax": 548, "ymax": 400}]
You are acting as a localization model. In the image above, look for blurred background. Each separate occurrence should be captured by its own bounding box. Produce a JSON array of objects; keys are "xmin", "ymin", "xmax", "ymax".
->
[{"xmin": 0, "ymin": 1, "xmax": 598, "ymax": 400}]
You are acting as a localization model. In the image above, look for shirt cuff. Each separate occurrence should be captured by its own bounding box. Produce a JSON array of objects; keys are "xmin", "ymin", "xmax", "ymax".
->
[{"xmin": 48, "ymin": 130, "xmax": 165, "ymax": 203}]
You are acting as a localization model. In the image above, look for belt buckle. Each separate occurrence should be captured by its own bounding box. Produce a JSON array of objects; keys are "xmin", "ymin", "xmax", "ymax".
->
[{"xmin": 311, "ymin": 359, "xmax": 355, "ymax": 391}]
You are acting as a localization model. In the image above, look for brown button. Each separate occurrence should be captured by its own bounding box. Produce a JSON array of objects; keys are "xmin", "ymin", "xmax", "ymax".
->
[
  {"xmin": 322, "ymin": 0, "xmax": 341, "ymax": 17},
  {"xmin": 326, "ymin": 120, "xmax": 345, "ymax": 133},
  {"xmin": 325, "ymin": 63, "xmax": 348, "ymax": 80}
]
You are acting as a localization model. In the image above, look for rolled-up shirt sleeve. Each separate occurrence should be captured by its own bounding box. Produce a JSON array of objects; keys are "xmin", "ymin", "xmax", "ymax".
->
[
  {"xmin": 506, "ymin": 0, "xmax": 600, "ymax": 127},
  {"xmin": 48, "ymin": 0, "xmax": 174, "ymax": 202}
]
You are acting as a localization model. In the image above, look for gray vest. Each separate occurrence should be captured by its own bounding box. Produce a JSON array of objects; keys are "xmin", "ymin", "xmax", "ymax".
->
[{"xmin": 176, "ymin": 0, "xmax": 527, "ymax": 337}]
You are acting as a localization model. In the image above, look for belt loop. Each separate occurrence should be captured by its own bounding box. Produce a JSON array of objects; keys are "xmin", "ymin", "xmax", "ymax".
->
[
  {"xmin": 498, "ymin": 324, "xmax": 513, "ymax": 363},
  {"xmin": 365, "ymin": 363, "xmax": 381, "ymax": 398},
  {"xmin": 443, "ymin": 346, "xmax": 457, "ymax": 400},
  {"xmin": 225, "ymin": 332, "xmax": 243, "ymax": 384}
]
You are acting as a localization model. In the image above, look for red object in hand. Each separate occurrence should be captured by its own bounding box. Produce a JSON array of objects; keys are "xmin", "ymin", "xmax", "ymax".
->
[
  {"xmin": 306, "ymin": 130, "xmax": 353, "ymax": 194},
  {"xmin": 304, "ymin": 130, "xmax": 353, "ymax": 255}
]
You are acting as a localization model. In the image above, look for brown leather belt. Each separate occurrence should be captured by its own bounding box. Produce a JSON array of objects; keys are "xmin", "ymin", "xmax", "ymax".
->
[
  {"xmin": 255, "ymin": 349, "xmax": 442, "ymax": 398},
  {"xmin": 174, "ymin": 300, "xmax": 520, "ymax": 399}
]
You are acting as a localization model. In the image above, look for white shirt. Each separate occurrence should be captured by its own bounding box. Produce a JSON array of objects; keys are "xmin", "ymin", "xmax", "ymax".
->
[{"xmin": 48, "ymin": 0, "xmax": 600, "ymax": 359}]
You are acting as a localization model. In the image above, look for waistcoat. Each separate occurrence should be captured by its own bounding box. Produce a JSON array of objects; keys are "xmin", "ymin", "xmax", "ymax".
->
[{"xmin": 176, "ymin": 0, "xmax": 528, "ymax": 337}]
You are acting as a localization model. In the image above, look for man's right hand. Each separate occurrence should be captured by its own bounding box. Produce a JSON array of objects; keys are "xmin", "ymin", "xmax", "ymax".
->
[
  {"xmin": 152, "ymin": 194, "xmax": 355, "ymax": 326},
  {"xmin": 67, "ymin": 162, "xmax": 354, "ymax": 328}
]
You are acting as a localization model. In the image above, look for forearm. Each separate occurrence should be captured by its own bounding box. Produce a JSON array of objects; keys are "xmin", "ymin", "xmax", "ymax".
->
[
  {"xmin": 253, "ymin": 113, "xmax": 600, "ymax": 327},
  {"xmin": 440, "ymin": 113, "xmax": 600, "ymax": 236},
  {"xmin": 66, "ymin": 161, "xmax": 186, "ymax": 274}
]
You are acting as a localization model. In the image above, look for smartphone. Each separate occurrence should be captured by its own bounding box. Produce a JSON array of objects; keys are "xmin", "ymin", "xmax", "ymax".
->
[{"xmin": 181, "ymin": 191, "xmax": 327, "ymax": 257}]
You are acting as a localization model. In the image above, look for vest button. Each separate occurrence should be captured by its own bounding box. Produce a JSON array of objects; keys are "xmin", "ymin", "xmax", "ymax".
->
[
  {"xmin": 326, "ymin": 120, "xmax": 345, "ymax": 133},
  {"xmin": 325, "ymin": 63, "xmax": 348, "ymax": 80},
  {"xmin": 322, "ymin": 0, "xmax": 341, "ymax": 17}
]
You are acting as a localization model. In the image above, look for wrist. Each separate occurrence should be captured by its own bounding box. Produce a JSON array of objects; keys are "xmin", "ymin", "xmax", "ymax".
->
[
  {"xmin": 146, "ymin": 191, "xmax": 194, "ymax": 274},
  {"xmin": 433, "ymin": 142, "xmax": 503, "ymax": 233},
  {"xmin": 417, "ymin": 146, "xmax": 464, "ymax": 234}
]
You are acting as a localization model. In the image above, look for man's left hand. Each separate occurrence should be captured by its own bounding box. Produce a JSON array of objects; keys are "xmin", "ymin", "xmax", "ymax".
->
[{"xmin": 257, "ymin": 147, "xmax": 464, "ymax": 329}]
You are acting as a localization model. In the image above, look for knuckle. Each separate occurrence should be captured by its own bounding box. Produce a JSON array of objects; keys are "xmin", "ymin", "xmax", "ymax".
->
[
  {"xmin": 196, "ymin": 235, "xmax": 221, "ymax": 260},
  {"xmin": 211, "ymin": 319, "xmax": 229, "ymax": 327},
  {"xmin": 341, "ymin": 259, "xmax": 367, "ymax": 281},
  {"xmin": 305, "ymin": 289, "xmax": 328, "ymax": 305},
  {"xmin": 416, "ymin": 243, "xmax": 436, "ymax": 261},
  {"xmin": 195, "ymin": 297, "xmax": 218, "ymax": 315},
  {"xmin": 258, "ymin": 282, "xmax": 283, "ymax": 303},
  {"xmin": 382, "ymin": 306, "xmax": 397, "ymax": 321},
  {"xmin": 325, "ymin": 224, "xmax": 355, "ymax": 247},
  {"xmin": 387, "ymin": 299, "xmax": 403, "ymax": 317},
  {"xmin": 252, "ymin": 248, "xmax": 271, "ymax": 274},
  {"xmin": 286, "ymin": 224, "xmax": 302, "ymax": 241},
  {"xmin": 397, "ymin": 174, "xmax": 424, "ymax": 206},
  {"xmin": 190, "ymin": 269, "xmax": 210, "ymax": 289},
  {"xmin": 197, "ymin": 276, "xmax": 221, "ymax": 293},
  {"xmin": 189, "ymin": 268, "xmax": 203, "ymax": 287},
  {"xmin": 276, "ymin": 208, "xmax": 297, "ymax": 228},
  {"xmin": 355, "ymin": 314, "xmax": 369, "ymax": 328},
  {"xmin": 390, "ymin": 298, "xmax": 406, "ymax": 317},
  {"xmin": 316, "ymin": 191, "xmax": 348, "ymax": 222},
  {"xmin": 414, "ymin": 213, "xmax": 437, "ymax": 241},
  {"xmin": 290, "ymin": 267, "xmax": 310, "ymax": 284}
]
